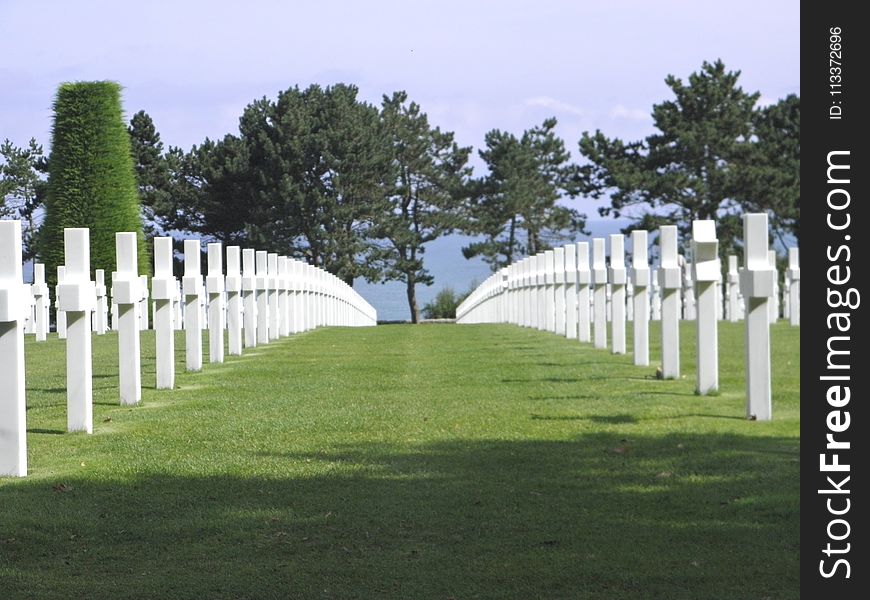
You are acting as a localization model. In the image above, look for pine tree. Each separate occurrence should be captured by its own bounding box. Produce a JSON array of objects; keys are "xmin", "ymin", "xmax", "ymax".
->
[
  {"xmin": 463, "ymin": 118, "xmax": 584, "ymax": 270},
  {"xmin": 372, "ymin": 91, "xmax": 472, "ymax": 322},
  {"xmin": 578, "ymin": 60, "xmax": 759, "ymax": 255}
]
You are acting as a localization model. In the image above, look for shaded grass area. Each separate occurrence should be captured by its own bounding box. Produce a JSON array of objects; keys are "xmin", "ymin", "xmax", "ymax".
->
[{"xmin": 2, "ymin": 321, "xmax": 799, "ymax": 599}]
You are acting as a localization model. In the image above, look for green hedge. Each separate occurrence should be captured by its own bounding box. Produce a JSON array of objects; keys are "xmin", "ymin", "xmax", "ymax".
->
[{"xmin": 40, "ymin": 81, "xmax": 146, "ymax": 288}]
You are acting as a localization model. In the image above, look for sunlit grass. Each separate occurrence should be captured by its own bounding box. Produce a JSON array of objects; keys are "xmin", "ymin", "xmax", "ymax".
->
[{"xmin": 1, "ymin": 320, "xmax": 799, "ymax": 599}]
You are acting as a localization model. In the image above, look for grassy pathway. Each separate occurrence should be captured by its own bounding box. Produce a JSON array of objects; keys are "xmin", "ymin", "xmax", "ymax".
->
[{"xmin": 2, "ymin": 322, "xmax": 799, "ymax": 599}]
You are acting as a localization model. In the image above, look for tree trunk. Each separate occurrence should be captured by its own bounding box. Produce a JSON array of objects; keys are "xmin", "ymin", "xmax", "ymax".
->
[{"xmin": 407, "ymin": 275, "xmax": 419, "ymax": 324}]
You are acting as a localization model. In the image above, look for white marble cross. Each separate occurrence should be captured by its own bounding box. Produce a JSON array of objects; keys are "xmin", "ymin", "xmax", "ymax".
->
[
  {"xmin": 152, "ymin": 236, "xmax": 177, "ymax": 389},
  {"xmin": 57, "ymin": 228, "xmax": 96, "ymax": 433},
  {"xmin": 139, "ymin": 275, "xmax": 150, "ymax": 331},
  {"xmin": 727, "ymin": 255, "xmax": 740, "ymax": 322},
  {"xmin": 691, "ymin": 220, "xmax": 720, "ymax": 394},
  {"xmin": 278, "ymin": 257, "xmax": 290, "ymax": 337},
  {"xmin": 740, "ymin": 213, "xmax": 774, "ymax": 420},
  {"xmin": 242, "ymin": 248, "xmax": 258, "ymax": 347},
  {"xmin": 94, "ymin": 269, "xmax": 108, "ymax": 334},
  {"xmin": 256, "ymin": 251, "xmax": 270, "ymax": 343},
  {"xmin": 520, "ymin": 257, "xmax": 530, "ymax": 328},
  {"xmin": 206, "ymin": 242, "xmax": 225, "ymax": 363},
  {"xmin": 788, "ymin": 247, "xmax": 800, "ymax": 326},
  {"xmin": 542, "ymin": 250, "xmax": 555, "ymax": 333},
  {"xmin": 563, "ymin": 244, "xmax": 577, "ymax": 339},
  {"xmin": 591, "ymin": 238, "xmax": 607, "ymax": 349},
  {"xmin": 114, "ymin": 232, "xmax": 143, "ymax": 405},
  {"xmin": 768, "ymin": 250, "xmax": 780, "ymax": 322},
  {"xmin": 267, "ymin": 253, "xmax": 280, "ymax": 340},
  {"xmin": 56, "ymin": 265, "xmax": 67, "ymax": 339},
  {"xmin": 32, "ymin": 263, "xmax": 49, "ymax": 342},
  {"xmin": 658, "ymin": 226, "xmax": 681, "ymax": 379},
  {"xmin": 288, "ymin": 259, "xmax": 301, "ymax": 334},
  {"xmin": 0, "ymin": 220, "xmax": 28, "ymax": 475},
  {"xmin": 630, "ymin": 230, "xmax": 650, "ymax": 366},
  {"xmin": 609, "ymin": 234, "xmax": 627, "ymax": 354},
  {"xmin": 576, "ymin": 242, "xmax": 591, "ymax": 343},
  {"xmin": 225, "ymin": 246, "xmax": 243, "ymax": 355},
  {"xmin": 183, "ymin": 239, "xmax": 204, "ymax": 371}
]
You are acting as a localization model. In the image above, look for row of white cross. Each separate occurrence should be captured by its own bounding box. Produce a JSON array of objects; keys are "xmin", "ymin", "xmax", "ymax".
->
[
  {"xmin": 456, "ymin": 214, "xmax": 800, "ymax": 422},
  {"xmin": 0, "ymin": 221, "xmax": 377, "ymax": 477}
]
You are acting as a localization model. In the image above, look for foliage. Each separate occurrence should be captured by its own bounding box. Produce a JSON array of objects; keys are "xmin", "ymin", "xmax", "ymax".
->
[
  {"xmin": 420, "ymin": 285, "xmax": 469, "ymax": 319},
  {"xmin": 39, "ymin": 81, "xmax": 146, "ymax": 285},
  {"xmin": 738, "ymin": 94, "xmax": 800, "ymax": 248},
  {"xmin": 0, "ymin": 137, "xmax": 47, "ymax": 264},
  {"xmin": 169, "ymin": 135, "xmax": 255, "ymax": 245},
  {"xmin": 578, "ymin": 60, "xmax": 761, "ymax": 257},
  {"xmin": 238, "ymin": 83, "xmax": 393, "ymax": 284},
  {"xmin": 462, "ymin": 118, "xmax": 585, "ymax": 270},
  {"xmin": 128, "ymin": 110, "xmax": 173, "ymax": 240},
  {"xmin": 372, "ymin": 91, "xmax": 473, "ymax": 322}
]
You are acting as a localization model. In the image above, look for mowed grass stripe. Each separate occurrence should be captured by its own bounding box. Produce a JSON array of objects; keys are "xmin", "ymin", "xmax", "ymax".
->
[{"xmin": 2, "ymin": 322, "xmax": 799, "ymax": 599}]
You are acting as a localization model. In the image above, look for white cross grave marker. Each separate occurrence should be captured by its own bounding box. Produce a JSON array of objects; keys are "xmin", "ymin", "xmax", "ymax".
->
[
  {"xmin": 225, "ymin": 246, "xmax": 243, "ymax": 355},
  {"xmin": 32, "ymin": 263, "xmax": 49, "ymax": 342},
  {"xmin": 139, "ymin": 275, "xmax": 150, "ymax": 331},
  {"xmin": 278, "ymin": 257, "xmax": 290, "ymax": 337},
  {"xmin": 0, "ymin": 220, "xmax": 27, "ymax": 475},
  {"xmin": 152, "ymin": 237, "xmax": 177, "ymax": 389},
  {"xmin": 57, "ymin": 228, "xmax": 96, "ymax": 432},
  {"xmin": 592, "ymin": 238, "xmax": 607, "ymax": 349},
  {"xmin": 576, "ymin": 242, "xmax": 591, "ymax": 343},
  {"xmin": 206, "ymin": 242, "xmax": 225, "ymax": 363},
  {"xmin": 788, "ymin": 247, "xmax": 800, "ymax": 326},
  {"xmin": 740, "ymin": 213, "xmax": 774, "ymax": 420},
  {"xmin": 650, "ymin": 269, "xmax": 661, "ymax": 321},
  {"xmin": 56, "ymin": 266, "xmax": 67, "ymax": 339},
  {"xmin": 727, "ymin": 255, "xmax": 740, "ymax": 322},
  {"xmin": 268, "ymin": 253, "xmax": 280, "ymax": 340},
  {"xmin": 768, "ymin": 250, "xmax": 780, "ymax": 322},
  {"xmin": 691, "ymin": 220, "xmax": 720, "ymax": 394},
  {"xmin": 658, "ymin": 226, "xmax": 681, "ymax": 379},
  {"xmin": 113, "ymin": 232, "xmax": 143, "ymax": 405},
  {"xmin": 256, "ymin": 250, "xmax": 270, "ymax": 343},
  {"xmin": 630, "ymin": 230, "xmax": 650, "ymax": 366},
  {"xmin": 183, "ymin": 239, "xmax": 204, "ymax": 371},
  {"xmin": 242, "ymin": 249, "xmax": 258, "ymax": 347},
  {"xmin": 553, "ymin": 247, "xmax": 566, "ymax": 335},
  {"xmin": 94, "ymin": 269, "xmax": 107, "ymax": 334},
  {"xmin": 609, "ymin": 234, "xmax": 627, "ymax": 354},
  {"xmin": 564, "ymin": 244, "xmax": 577, "ymax": 339}
]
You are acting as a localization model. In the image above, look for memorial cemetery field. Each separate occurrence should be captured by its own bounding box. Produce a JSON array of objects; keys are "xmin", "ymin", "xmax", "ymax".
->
[{"xmin": 2, "ymin": 322, "xmax": 799, "ymax": 599}]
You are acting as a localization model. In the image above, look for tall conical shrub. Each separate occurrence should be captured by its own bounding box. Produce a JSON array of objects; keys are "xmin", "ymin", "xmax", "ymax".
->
[{"xmin": 40, "ymin": 81, "xmax": 146, "ymax": 287}]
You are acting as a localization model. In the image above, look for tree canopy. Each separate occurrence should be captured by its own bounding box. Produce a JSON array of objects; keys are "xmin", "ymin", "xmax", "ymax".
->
[
  {"xmin": 577, "ymin": 60, "xmax": 777, "ymax": 256},
  {"xmin": 462, "ymin": 117, "xmax": 585, "ymax": 270},
  {"xmin": 1, "ymin": 137, "xmax": 47, "ymax": 266},
  {"xmin": 371, "ymin": 91, "xmax": 473, "ymax": 322}
]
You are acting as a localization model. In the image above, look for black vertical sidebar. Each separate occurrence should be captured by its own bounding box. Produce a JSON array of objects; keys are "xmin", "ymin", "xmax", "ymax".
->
[{"xmin": 801, "ymin": 3, "xmax": 867, "ymax": 597}]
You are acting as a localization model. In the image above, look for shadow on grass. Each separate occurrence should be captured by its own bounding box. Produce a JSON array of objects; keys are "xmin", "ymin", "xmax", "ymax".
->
[
  {"xmin": 25, "ymin": 428, "xmax": 65, "ymax": 435},
  {"xmin": 1, "ymin": 433, "xmax": 799, "ymax": 600}
]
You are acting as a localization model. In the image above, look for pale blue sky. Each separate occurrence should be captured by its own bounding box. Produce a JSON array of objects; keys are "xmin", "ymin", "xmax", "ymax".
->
[
  {"xmin": 1, "ymin": 0, "xmax": 799, "ymax": 317},
  {"xmin": 2, "ymin": 0, "xmax": 799, "ymax": 196}
]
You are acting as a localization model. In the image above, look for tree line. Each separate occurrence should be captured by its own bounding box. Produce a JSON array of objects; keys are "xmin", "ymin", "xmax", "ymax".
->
[{"xmin": 2, "ymin": 60, "xmax": 799, "ymax": 322}]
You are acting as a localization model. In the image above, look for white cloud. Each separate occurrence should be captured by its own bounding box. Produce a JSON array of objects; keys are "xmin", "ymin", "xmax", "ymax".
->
[
  {"xmin": 609, "ymin": 104, "xmax": 650, "ymax": 121},
  {"xmin": 525, "ymin": 96, "xmax": 586, "ymax": 116}
]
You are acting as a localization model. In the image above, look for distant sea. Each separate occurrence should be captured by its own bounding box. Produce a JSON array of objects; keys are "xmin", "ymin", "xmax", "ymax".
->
[{"xmin": 354, "ymin": 219, "xmax": 633, "ymax": 322}]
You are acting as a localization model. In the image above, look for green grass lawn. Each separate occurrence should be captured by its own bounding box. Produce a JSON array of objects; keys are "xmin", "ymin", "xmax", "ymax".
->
[{"xmin": 1, "ymin": 321, "xmax": 799, "ymax": 599}]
